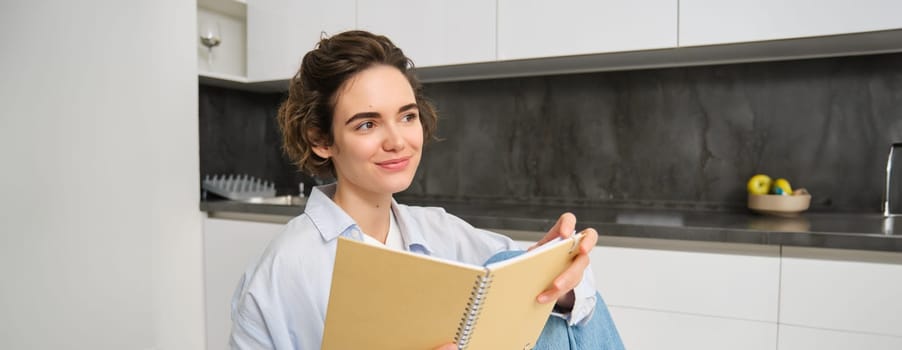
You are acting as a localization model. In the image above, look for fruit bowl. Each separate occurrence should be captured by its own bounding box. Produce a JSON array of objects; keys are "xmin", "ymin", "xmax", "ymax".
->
[{"xmin": 748, "ymin": 194, "xmax": 811, "ymax": 217}]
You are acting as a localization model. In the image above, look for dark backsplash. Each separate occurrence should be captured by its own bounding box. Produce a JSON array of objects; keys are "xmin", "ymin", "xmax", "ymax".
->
[
  {"xmin": 199, "ymin": 52, "xmax": 902, "ymax": 212},
  {"xmin": 198, "ymin": 85, "xmax": 311, "ymax": 196}
]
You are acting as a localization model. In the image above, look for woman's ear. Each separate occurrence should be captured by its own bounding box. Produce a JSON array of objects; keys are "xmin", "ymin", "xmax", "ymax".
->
[
  {"xmin": 308, "ymin": 128, "xmax": 332, "ymax": 159},
  {"xmin": 311, "ymin": 143, "xmax": 331, "ymax": 160}
]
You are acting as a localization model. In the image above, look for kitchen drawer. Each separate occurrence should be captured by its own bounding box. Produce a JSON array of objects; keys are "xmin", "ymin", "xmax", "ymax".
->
[
  {"xmin": 780, "ymin": 246, "xmax": 902, "ymax": 337},
  {"xmin": 591, "ymin": 237, "xmax": 780, "ymax": 322},
  {"xmin": 611, "ymin": 306, "xmax": 777, "ymax": 350},
  {"xmin": 778, "ymin": 324, "xmax": 902, "ymax": 350}
]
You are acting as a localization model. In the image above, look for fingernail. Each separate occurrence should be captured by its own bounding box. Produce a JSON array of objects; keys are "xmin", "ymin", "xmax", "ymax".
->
[{"xmin": 537, "ymin": 295, "xmax": 549, "ymax": 303}]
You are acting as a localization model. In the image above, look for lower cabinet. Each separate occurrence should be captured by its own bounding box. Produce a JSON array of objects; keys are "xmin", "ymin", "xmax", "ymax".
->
[
  {"xmin": 611, "ymin": 306, "xmax": 777, "ymax": 350},
  {"xmin": 203, "ymin": 217, "xmax": 284, "ymax": 350},
  {"xmin": 202, "ymin": 222, "xmax": 902, "ymax": 350},
  {"xmin": 778, "ymin": 324, "xmax": 902, "ymax": 350},
  {"xmin": 589, "ymin": 237, "xmax": 781, "ymax": 349},
  {"xmin": 585, "ymin": 238, "xmax": 902, "ymax": 350},
  {"xmin": 779, "ymin": 246, "xmax": 902, "ymax": 338},
  {"xmin": 591, "ymin": 238, "xmax": 781, "ymax": 322}
]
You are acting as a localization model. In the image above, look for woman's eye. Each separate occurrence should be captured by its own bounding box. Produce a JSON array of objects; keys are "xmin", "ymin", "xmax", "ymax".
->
[
  {"xmin": 401, "ymin": 113, "xmax": 418, "ymax": 122},
  {"xmin": 356, "ymin": 121, "xmax": 375, "ymax": 131}
]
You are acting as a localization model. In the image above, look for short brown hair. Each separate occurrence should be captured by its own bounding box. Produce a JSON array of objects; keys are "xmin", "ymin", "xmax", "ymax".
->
[{"xmin": 277, "ymin": 30, "xmax": 438, "ymax": 178}]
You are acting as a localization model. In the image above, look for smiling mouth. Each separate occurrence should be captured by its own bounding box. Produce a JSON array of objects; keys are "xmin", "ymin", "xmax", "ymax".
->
[{"xmin": 376, "ymin": 157, "xmax": 411, "ymax": 170}]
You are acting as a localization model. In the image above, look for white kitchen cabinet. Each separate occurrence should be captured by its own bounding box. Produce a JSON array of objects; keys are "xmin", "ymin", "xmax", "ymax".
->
[
  {"xmin": 357, "ymin": 0, "xmax": 495, "ymax": 67},
  {"xmin": 246, "ymin": 0, "xmax": 356, "ymax": 82},
  {"xmin": 203, "ymin": 217, "xmax": 284, "ymax": 350},
  {"xmin": 521, "ymin": 234, "xmax": 782, "ymax": 349},
  {"xmin": 611, "ymin": 306, "xmax": 778, "ymax": 350},
  {"xmin": 778, "ymin": 324, "xmax": 902, "ymax": 350},
  {"xmin": 779, "ymin": 246, "xmax": 902, "ymax": 338},
  {"xmin": 591, "ymin": 237, "xmax": 781, "ymax": 322},
  {"xmin": 679, "ymin": 0, "xmax": 902, "ymax": 47},
  {"xmin": 198, "ymin": 7, "xmax": 247, "ymax": 79},
  {"xmin": 497, "ymin": 0, "xmax": 677, "ymax": 60}
]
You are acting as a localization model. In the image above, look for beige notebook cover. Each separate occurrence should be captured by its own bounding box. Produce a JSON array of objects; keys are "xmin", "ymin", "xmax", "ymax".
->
[{"xmin": 321, "ymin": 233, "xmax": 583, "ymax": 350}]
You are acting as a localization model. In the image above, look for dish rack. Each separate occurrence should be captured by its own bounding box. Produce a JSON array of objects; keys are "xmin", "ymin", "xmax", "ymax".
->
[{"xmin": 202, "ymin": 174, "xmax": 276, "ymax": 200}]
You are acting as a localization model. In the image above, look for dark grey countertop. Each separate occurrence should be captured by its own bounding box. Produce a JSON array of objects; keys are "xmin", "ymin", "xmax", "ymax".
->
[{"xmin": 200, "ymin": 198, "xmax": 902, "ymax": 253}]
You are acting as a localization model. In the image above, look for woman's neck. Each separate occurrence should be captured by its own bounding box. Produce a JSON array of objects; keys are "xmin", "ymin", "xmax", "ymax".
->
[{"xmin": 332, "ymin": 182, "xmax": 393, "ymax": 244}]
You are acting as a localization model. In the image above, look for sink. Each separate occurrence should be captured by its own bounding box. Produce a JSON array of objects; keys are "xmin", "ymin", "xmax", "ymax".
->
[{"xmin": 240, "ymin": 195, "xmax": 306, "ymax": 206}]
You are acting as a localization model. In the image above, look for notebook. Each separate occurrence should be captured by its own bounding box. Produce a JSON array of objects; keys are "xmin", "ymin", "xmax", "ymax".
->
[{"xmin": 321, "ymin": 233, "xmax": 584, "ymax": 350}]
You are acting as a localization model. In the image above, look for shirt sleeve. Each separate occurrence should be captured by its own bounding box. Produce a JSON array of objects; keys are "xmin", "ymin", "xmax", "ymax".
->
[
  {"xmin": 550, "ymin": 264, "xmax": 598, "ymax": 326},
  {"xmin": 230, "ymin": 303, "xmax": 275, "ymax": 349},
  {"xmin": 229, "ymin": 246, "xmax": 322, "ymax": 350},
  {"xmin": 229, "ymin": 273, "xmax": 276, "ymax": 349}
]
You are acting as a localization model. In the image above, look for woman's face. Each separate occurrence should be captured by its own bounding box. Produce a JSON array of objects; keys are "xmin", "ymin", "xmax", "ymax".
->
[{"xmin": 314, "ymin": 65, "xmax": 423, "ymax": 197}]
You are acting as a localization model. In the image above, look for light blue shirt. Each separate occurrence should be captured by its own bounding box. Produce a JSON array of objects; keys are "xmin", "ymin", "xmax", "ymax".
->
[{"xmin": 230, "ymin": 184, "xmax": 597, "ymax": 349}]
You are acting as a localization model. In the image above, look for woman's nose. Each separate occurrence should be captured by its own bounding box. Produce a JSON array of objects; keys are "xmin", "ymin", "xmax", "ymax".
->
[{"xmin": 382, "ymin": 124, "xmax": 405, "ymax": 152}]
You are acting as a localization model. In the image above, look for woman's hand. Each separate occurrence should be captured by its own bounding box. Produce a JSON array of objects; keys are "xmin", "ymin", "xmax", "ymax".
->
[
  {"xmin": 433, "ymin": 343, "xmax": 457, "ymax": 350},
  {"xmin": 530, "ymin": 212, "xmax": 598, "ymax": 308}
]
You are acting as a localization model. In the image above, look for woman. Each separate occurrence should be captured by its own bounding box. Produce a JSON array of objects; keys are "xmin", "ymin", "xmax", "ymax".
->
[{"xmin": 229, "ymin": 30, "xmax": 623, "ymax": 350}]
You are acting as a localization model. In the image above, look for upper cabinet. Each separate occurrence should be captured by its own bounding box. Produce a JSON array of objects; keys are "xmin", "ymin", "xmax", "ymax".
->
[
  {"xmin": 247, "ymin": 0, "xmax": 356, "ymax": 82},
  {"xmin": 205, "ymin": 0, "xmax": 902, "ymax": 88},
  {"xmin": 680, "ymin": 0, "xmax": 902, "ymax": 47},
  {"xmin": 197, "ymin": 2, "xmax": 247, "ymax": 80},
  {"xmin": 357, "ymin": 0, "xmax": 496, "ymax": 67},
  {"xmin": 497, "ymin": 0, "xmax": 678, "ymax": 60}
]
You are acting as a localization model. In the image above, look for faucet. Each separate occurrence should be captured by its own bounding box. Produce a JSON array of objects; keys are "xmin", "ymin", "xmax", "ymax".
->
[{"xmin": 884, "ymin": 142, "xmax": 902, "ymax": 216}]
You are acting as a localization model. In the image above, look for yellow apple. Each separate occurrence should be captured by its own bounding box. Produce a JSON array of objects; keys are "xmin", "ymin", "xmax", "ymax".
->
[
  {"xmin": 747, "ymin": 174, "xmax": 772, "ymax": 195},
  {"xmin": 772, "ymin": 178, "xmax": 793, "ymax": 195}
]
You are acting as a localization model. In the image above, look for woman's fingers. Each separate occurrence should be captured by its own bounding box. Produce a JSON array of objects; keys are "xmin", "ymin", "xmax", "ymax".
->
[
  {"xmin": 531, "ymin": 212, "xmax": 576, "ymax": 250},
  {"xmin": 530, "ymin": 215, "xmax": 600, "ymax": 307},
  {"xmin": 578, "ymin": 228, "xmax": 598, "ymax": 254},
  {"xmin": 537, "ymin": 252, "xmax": 590, "ymax": 303},
  {"xmin": 432, "ymin": 343, "xmax": 458, "ymax": 350}
]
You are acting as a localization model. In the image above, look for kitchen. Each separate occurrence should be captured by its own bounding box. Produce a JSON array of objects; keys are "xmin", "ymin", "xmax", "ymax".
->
[{"xmin": 3, "ymin": 0, "xmax": 902, "ymax": 349}]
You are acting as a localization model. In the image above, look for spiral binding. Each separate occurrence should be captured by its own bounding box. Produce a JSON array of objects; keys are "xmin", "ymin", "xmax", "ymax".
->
[{"xmin": 454, "ymin": 273, "xmax": 493, "ymax": 349}]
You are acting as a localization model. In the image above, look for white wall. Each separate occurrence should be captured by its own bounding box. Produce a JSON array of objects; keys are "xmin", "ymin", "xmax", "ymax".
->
[{"xmin": 0, "ymin": 1, "xmax": 204, "ymax": 349}]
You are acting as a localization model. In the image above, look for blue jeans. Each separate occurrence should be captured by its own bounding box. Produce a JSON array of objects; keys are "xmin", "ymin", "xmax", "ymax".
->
[{"xmin": 485, "ymin": 250, "xmax": 625, "ymax": 350}]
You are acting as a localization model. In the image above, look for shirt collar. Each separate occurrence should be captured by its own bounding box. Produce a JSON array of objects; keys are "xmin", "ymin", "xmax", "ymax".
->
[
  {"xmin": 391, "ymin": 200, "xmax": 433, "ymax": 255},
  {"xmin": 306, "ymin": 183, "xmax": 434, "ymax": 255},
  {"xmin": 305, "ymin": 183, "xmax": 358, "ymax": 242}
]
